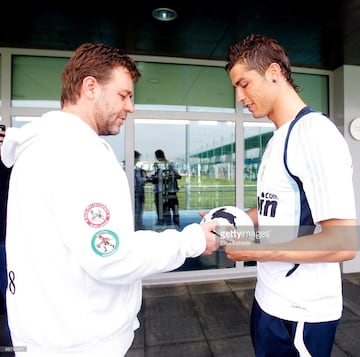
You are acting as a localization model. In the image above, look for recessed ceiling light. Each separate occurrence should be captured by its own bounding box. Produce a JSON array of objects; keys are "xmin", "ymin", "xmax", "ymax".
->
[{"xmin": 152, "ymin": 7, "xmax": 177, "ymax": 22}]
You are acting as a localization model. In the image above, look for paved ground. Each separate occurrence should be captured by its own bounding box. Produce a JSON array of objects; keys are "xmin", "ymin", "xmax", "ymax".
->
[{"xmin": 126, "ymin": 272, "xmax": 360, "ymax": 357}]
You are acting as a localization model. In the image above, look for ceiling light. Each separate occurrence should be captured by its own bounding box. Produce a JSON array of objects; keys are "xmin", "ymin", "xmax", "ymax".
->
[{"xmin": 152, "ymin": 8, "xmax": 177, "ymax": 22}]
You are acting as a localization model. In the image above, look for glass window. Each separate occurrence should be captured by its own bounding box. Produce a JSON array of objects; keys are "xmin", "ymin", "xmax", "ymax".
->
[
  {"xmin": 9, "ymin": 56, "xmax": 329, "ymax": 116},
  {"xmin": 134, "ymin": 118, "xmax": 236, "ymax": 271},
  {"xmin": 134, "ymin": 62, "xmax": 235, "ymax": 110},
  {"xmin": 11, "ymin": 55, "xmax": 68, "ymax": 107},
  {"xmin": 100, "ymin": 131, "xmax": 125, "ymax": 169},
  {"xmin": 293, "ymin": 72, "xmax": 329, "ymax": 114},
  {"xmin": 244, "ymin": 122, "xmax": 275, "ymax": 209}
]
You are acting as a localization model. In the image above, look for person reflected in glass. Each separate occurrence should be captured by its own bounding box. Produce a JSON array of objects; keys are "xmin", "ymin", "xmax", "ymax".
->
[
  {"xmin": 134, "ymin": 150, "xmax": 149, "ymax": 230},
  {"xmin": 150, "ymin": 149, "xmax": 181, "ymax": 228}
]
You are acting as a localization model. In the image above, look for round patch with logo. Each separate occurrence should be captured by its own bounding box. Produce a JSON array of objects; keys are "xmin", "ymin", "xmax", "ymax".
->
[
  {"xmin": 84, "ymin": 203, "xmax": 110, "ymax": 228},
  {"xmin": 91, "ymin": 230, "xmax": 119, "ymax": 257}
]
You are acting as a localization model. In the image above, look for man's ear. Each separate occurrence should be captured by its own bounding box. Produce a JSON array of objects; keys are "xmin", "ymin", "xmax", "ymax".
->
[
  {"xmin": 267, "ymin": 63, "xmax": 281, "ymax": 82},
  {"xmin": 82, "ymin": 76, "xmax": 97, "ymax": 99}
]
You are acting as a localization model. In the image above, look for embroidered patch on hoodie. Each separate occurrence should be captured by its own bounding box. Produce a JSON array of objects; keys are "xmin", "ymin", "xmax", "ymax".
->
[
  {"xmin": 84, "ymin": 203, "xmax": 110, "ymax": 228},
  {"xmin": 91, "ymin": 230, "xmax": 119, "ymax": 257}
]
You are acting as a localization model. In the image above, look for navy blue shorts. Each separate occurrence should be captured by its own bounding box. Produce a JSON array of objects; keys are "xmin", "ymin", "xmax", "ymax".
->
[{"xmin": 250, "ymin": 298, "xmax": 339, "ymax": 357}]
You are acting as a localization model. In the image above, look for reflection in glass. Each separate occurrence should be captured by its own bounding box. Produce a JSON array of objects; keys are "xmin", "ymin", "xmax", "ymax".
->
[
  {"xmin": 243, "ymin": 122, "xmax": 275, "ymax": 209},
  {"xmin": 135, "ymin": 118, "xmax": 237, "ymax": 271}
]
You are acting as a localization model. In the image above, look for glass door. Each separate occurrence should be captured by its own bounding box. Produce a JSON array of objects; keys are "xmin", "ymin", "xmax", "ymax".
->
[{"xmin": 134, "ymin": 118, "xmax": 237, "ymax": 271}]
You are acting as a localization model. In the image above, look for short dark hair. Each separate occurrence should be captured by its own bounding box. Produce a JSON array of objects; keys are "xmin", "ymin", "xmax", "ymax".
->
[
  {"xmin": 225, "ymin": 34, "xmax": 299, "ymax": 92},
  {"xmin": 155, "ymin": 149, "xmax": 166, "ymax": 161}
]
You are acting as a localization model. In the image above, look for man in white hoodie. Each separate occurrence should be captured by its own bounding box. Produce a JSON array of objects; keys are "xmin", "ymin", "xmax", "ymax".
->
[{"xmin": 1, "ymin": 43, "xmax": 219, "ymax": 356}]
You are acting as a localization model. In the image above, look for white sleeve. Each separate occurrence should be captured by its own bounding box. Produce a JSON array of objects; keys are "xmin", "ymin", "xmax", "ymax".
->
[
  {"xmin": 287, "ymin": 113, "xmax": 356, "ymax": 223},
  {"xmin": 53, "ymin": 136, "xmax": 206, "ymax": 285}
]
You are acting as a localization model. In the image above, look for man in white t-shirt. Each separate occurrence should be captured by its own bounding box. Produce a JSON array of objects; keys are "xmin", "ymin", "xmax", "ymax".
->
[{"xmin": 224, "ymin": 34, "xmax": 357, "ymax": 357}]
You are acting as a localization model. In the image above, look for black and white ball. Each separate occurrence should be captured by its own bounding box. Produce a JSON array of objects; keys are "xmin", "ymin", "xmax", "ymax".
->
[{"xmin": 201, "ymin": 206, "xmax": 254, "ymax": 243}]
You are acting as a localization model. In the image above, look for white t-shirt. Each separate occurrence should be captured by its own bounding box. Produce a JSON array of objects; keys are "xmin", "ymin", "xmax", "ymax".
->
[{"xmin": 255, "ymin": 108, "xmax": 356, "ymax": 322}]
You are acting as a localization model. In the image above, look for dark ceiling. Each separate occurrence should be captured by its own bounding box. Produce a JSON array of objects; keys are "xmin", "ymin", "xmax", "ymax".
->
[{"xmin": 2, "ymin": 1, "xmax": 360, "ymax": 71}]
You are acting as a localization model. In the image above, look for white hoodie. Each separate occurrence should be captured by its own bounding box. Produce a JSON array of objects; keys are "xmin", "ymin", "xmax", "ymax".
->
[{"xmin": 1, "ymin": 111, "xmax": 206, "ymax": 356}]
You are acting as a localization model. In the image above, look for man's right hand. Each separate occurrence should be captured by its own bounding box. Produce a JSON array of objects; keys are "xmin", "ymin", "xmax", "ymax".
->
[{"xmin": 200, "ymin": 220, "xmax": 220, "ymax": 256}]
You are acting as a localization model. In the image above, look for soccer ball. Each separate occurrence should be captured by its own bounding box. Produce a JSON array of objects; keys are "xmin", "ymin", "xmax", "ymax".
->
[
  {"xmin": 201, "ymin": 206, "xmax": 253, "ymax": 227},
  {"xmin": 201, "ymin": 206, "xmax": 254, "ymax": 243}
]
